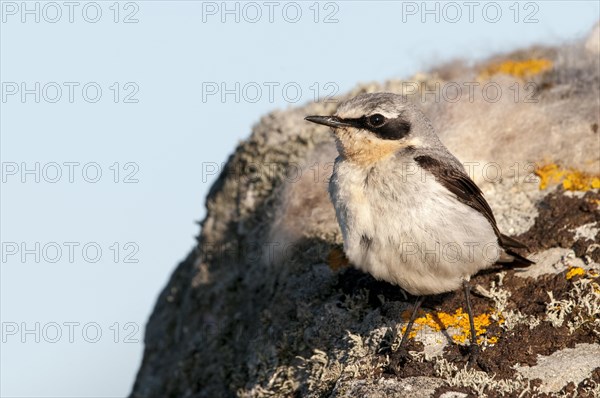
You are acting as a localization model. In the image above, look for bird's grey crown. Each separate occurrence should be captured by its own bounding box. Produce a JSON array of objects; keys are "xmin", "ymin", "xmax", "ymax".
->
[{"xmin": 336, "ymin": 92, "xmax": 413, "ymax": 118}]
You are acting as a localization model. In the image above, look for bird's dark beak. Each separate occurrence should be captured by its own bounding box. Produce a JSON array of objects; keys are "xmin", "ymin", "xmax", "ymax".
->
[{"xmin": 305, "ymin": 115, "xmax": 352, "ymax": 128}]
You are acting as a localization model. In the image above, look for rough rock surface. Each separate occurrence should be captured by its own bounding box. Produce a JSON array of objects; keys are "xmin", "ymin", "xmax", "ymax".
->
[{"xmin": 131, "ymin": 27, "xmax": 600, "ymax": 398}]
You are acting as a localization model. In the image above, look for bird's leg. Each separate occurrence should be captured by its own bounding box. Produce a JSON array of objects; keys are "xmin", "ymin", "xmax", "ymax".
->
[
  {"xmin": 388, "ymin": 295, "xmax": 425, "ymax": 372},
  {"xmin": 398, "ymin": 295, "xmax": 425, "ymax": 352},
  {"xmin": 462, "ymin": 279, "xmax": 480, "ymax": 364}
]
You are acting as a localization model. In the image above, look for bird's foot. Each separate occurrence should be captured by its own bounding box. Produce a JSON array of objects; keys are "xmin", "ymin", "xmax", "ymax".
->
[
  {"xmin": 467, "ymin": 343, "xmax": 480, "ymax": 367},
  {"xmin": 457, "ymin": 343, "xmax": 492, "ymax": 371},
  {"xmin": 387, "ymin": 346, "xmax": 413, "ymax": 374}
]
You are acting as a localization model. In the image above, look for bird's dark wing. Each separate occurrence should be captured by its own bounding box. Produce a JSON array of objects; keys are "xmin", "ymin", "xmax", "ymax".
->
[{"xmin": 414, "ymin": 155, "xmax": 530, "ymax": 256}]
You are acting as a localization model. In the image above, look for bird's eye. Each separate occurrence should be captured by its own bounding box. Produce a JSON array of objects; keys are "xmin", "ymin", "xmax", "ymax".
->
[{"xmin": 368, "ymin": 114, "xmax": 386, "ymax": 127}]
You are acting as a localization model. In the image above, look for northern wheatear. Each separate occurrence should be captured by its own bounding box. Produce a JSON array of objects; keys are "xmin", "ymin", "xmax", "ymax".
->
[{"xmin": 305, "ymin": 92, "xmax": 533, "ymax": 362}]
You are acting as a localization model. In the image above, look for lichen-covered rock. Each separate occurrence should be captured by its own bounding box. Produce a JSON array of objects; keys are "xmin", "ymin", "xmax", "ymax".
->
[{"xmin": 131, "ymin": 26, "xmax": 600, "ymax": 398}]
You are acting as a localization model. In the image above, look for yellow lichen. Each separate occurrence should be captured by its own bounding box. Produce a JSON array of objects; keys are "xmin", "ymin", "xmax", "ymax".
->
[
  {"xmin": 486, "ymin": 336, "xmax": 499, "ymax": 345},
  {"xmin": 563, "ymin": 173, "xmax": 600, "ymax": 191},
  {"xmin": 566, "ymin": 267, "xmax": 586, "ymax": 280},
  {"xmin": 401, "ymin": 308, "xmax": 499, "ymax": 345},
  {"xmin": 327, "ymin": 247, "xmax": 349, "ymax": 270},
  {"xmin": 480, "ymin": 58, "xmax": 552, "ymax": 79},
  {"xmin": 535, "ymin": 164, "xmax": 600, "ymax": 191}
]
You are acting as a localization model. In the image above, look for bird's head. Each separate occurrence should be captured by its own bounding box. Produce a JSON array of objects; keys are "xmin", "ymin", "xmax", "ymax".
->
[{"xmin": 306, "ymin": 93, "xmax": 434, "ymax": 165}]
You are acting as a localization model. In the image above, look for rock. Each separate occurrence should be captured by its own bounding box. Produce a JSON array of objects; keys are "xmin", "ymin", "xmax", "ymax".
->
[
  {"xmin": 329, "ymin": 377, "xmax": 444, "ymax": 398},
  {"xmin": 130, "ymin": 25, "xmax": 600, "ymax": 398},
  {"xmin": 515, "ymin": 343, "xmax": 600, "ymax": 394},
  {"xmin": 585, "ymin": 22, "xmax": 600, "ymax": 54},
  {"xmin": 517, "ymin": 247, "xmax": 585, "ymax": 279}
]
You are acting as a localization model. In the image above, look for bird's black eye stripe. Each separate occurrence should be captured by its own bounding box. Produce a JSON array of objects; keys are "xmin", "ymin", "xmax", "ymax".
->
[
  {"xmin": 362, "ymin": 116, "xmax": 411, "ymax": 140},
  {"xmin": 339, "ymin": 115, "xmax": 412, "ymax": 140}
]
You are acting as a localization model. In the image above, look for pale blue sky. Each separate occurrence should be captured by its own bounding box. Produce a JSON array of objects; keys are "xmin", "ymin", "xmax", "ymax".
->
[{"xmin": 1, "ymin": 1, "xmax": 598, "ymax": 397}]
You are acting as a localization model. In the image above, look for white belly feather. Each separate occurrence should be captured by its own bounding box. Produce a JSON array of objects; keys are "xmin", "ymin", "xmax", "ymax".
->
[{"xmin": 329, "ymin": 158, "xmax": 500, "ymax": 296}]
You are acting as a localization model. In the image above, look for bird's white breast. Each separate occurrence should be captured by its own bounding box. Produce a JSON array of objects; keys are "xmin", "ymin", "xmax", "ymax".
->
[{"xmin": 329, "ymin": 157, "xmax": 499, "ymax": 295}]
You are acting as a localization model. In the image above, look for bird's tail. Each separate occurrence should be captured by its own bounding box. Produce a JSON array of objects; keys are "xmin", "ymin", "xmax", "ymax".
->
[
  {"xmin": 502, "ymin": 249, "xmax": 535, "ymax": 267},
  {"xmin": 500, "ymin": 233, "xmax": 529, "ymax": 250},
  {"xmin": 497, "ymin": 233, "xmax": 535, "ymax": 267}
]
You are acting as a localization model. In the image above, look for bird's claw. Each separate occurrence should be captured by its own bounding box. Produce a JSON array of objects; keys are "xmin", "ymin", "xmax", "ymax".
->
[
  {"xmin": 387, "ymin": 346, "xmax": 412, "ymax": 374},
  {"xmin": 467, "ymin": 343, "xmax": 480, "ymax": 366}
]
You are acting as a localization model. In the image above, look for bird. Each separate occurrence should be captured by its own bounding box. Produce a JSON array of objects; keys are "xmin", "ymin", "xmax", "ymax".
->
[{"xmin": 305, "ymin": 92, "xmax": 533, "ymax": 364}]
